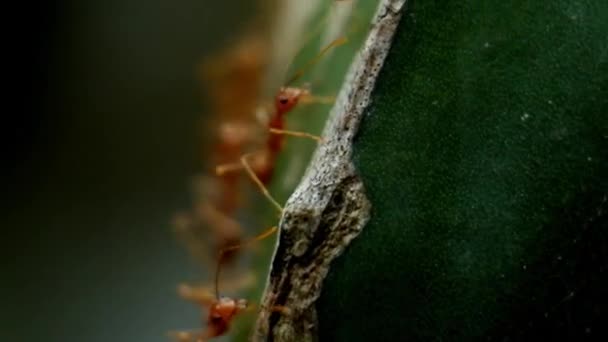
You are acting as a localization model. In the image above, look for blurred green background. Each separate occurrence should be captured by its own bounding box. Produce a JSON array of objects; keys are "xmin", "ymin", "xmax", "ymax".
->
[{"xmin": 4, "ymin": 1, "xmax": 255, "ymax": 341}]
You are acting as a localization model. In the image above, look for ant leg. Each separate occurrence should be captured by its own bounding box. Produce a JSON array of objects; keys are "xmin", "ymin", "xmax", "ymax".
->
[
  {"xmin": 285, "ymin": 36, "xmax": 348, "ymax": 85},
  {"xmin": 260, "ymin": 292, "xmax": 292, "ymax": 316},
  {"xmin": 178, "ymin": 283, "xmax": 215, "ymax": 307},
  {"xmin": 268, "ymin": 128, "xmax": 323, "ymax": 143},
  {"xmin": 243, "ymin": 299, "xmax": 291, "ymax": 318},
  {"xmin": 215, "ymin": 161, "xmax": 244, "ymax": 176},
  {"xmin": 299, "ymin": 94, "xmax": 336, "ymax": 105},
  {"xmin": 270, "ymin": 305, "xmax": 292, "ymax": 316},
  {"xmin": 215, "ymin": 150, "xmax": 264, "ymax": 176},
  {"xmin": 240, "ymin": 153, "xmax": 283, "ymax": 212},
  {"xmin": 216, "ymin": 151, "xmax": 282, "ymax": 211},
  {"xmin": 239, "ymin": 299, "xmax": 287, "ymax": 317},
  {"xmin": 218, "ymin": 226, "xmax": 278, "ymax": 260},
  {"xmin": 215, "ymin": 226, "xmax": 278, "ymax": 298}
]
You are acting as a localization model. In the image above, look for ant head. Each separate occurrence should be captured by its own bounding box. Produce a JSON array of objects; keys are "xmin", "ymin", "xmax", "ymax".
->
[
  {"xmin": 208, "ymin": 297, "xmax": 248, "ymax": 329},
  {"xmin": 206, "ymin": 296, "xmax": 248, "ymax": 337},
  {"xmin": 275, "ymin": 86, "xmax": 310, "ymax": 115}
]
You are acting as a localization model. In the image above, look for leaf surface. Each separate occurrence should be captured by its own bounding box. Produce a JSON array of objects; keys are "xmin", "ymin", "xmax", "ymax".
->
[{"xmin": 318, "ymin": 1, "xmax": 608, "ymax": 340}]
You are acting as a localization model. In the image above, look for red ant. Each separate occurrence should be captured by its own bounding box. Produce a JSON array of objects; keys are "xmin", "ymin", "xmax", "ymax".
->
[
  {"xmin": 170, "ymin": 226, "xmax": 281, "ymax": 342},
  {"xmin": 170, "ymin": 36, "xmax": 350, "ymax": 339},
  {"xmin": 173, "ymin": 31, "xmax": 268, "ymax": 266},
  {"xmin": 171, "ymin": 36, "xmax": 267, "ymax": 342},
  {"xmin": 215, "ymin": 36, "xmax": 347, "ymax": 211},
  {"xmin": 173, "ymin": 5, "xmax": 352, "ymax": 340},
  {"xmin": 199, "ymin": 32, "xmax": 267, "ymax": 216}
]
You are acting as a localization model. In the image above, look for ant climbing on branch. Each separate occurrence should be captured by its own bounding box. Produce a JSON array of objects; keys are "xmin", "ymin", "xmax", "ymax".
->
[
  {"xmin": 215, "ymin": 36, "xmax": 347, "ymax": 187},
  {"xmin": 172, "ymin": 2, "xmax": 356, "ymax": 339},
  {"xmin": 170, "ymin": 35, "xmax": 350, "ymax": 342},
  {"xmin": 170, "ymin": 226, "xmax": 287, "ymax": 342},
  {"xmin": 172, "ymin": 30, "xmax": 268, "ymax": 270}
]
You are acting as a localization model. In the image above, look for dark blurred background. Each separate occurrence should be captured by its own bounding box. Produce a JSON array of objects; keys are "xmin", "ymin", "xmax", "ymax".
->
[{"xmin": 4, "ymin": 1, "xmax": 254, "ymax": 341}]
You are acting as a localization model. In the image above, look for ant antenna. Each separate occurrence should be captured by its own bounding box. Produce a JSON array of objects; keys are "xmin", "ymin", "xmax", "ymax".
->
[
  {"xmin": 214, "ymin": 226, "xmax": 279, "ymax": 299},
  {"xmin": 284, "ymin": 36, "xmax": 348, "ymax": 86}
]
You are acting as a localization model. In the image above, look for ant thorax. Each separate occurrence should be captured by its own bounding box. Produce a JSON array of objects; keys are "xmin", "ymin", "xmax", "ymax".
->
[{"xmin": 275, "ymin": 86, "xmax": 311, "ymax": 115}]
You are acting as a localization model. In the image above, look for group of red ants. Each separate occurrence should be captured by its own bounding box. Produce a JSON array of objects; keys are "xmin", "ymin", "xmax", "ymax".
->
[{"xmin": 170, "ymin": 27, "xmax": 348, "ymax": 341}]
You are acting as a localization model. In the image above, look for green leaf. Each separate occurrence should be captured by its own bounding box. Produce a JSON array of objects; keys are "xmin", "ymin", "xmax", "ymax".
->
[{"xmin": 318, "ymin": 0, "xmax": 608, "ymax": 341}]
